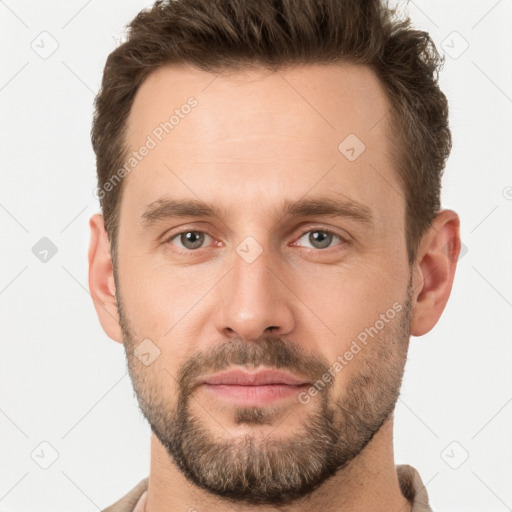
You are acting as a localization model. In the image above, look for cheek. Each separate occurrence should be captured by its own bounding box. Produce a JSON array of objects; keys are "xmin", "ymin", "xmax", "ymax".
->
[
  {"xmin": 289, "ymin": 264, "xmax": 379, "ymax": 329},
  {"xmin": 118, "ymin": 259, "xmax": 213, "ymax": 381},
  {"xmin": 291, "ymin": 265, "xmax": 407, "ymax": 363},
  {"xmin": 118, "ymin": 254, "xmax": 198, "ymax": 337}
]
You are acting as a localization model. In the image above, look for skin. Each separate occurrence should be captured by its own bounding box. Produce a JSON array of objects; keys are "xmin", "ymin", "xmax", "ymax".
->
[{"xmin": 88, "ymin": 62, "xmax": 460, "ymax": 511}]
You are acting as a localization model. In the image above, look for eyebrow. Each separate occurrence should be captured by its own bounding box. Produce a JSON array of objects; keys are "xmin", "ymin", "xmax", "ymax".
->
[{"xmin": 140, "ymin": 195, "xmax": 374, "ymax": 228}]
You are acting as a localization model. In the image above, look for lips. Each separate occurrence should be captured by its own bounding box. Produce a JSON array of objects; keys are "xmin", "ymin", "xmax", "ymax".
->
[{"xmin": 202, "ymin": 368, "xmax": 310, "ymax": 387}]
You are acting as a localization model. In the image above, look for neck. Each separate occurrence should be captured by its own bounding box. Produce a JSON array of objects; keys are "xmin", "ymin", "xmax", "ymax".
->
[{"xmin": 143, "ymin": 413, "xmax": 411, "ymax": 511}]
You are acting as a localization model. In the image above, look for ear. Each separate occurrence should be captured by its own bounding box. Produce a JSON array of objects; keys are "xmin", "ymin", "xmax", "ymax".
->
[
  {"xmin": 88, "ymin": 213, "xmax": 123, "ymax": 343},
  {"xmin": 410, "ymin": 209, "xmax": 461, "ymax": 337}
]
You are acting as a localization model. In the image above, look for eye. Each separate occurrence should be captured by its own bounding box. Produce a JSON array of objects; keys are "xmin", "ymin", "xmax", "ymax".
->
[
  {"xmin": 164, "ymin": 227, "xmax": 348, "ymax": 254},
  {"xmin": 166, "ymin": 230, "xmax": 212, "ymax": 251},
  {"xmin": 294, "ymin": 228, "xmax": 347, "ymax": 250}
]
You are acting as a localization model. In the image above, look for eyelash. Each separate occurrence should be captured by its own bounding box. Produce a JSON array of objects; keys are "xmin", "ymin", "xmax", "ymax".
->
[{"xmin": 163, "ymin": 227, "xmax": 349, "ymax": 253}]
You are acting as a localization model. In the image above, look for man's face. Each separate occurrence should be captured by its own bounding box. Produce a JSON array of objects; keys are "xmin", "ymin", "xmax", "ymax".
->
[{"xmin": 114, "ymin": 63, "xmax": 413, "ymax": 505}]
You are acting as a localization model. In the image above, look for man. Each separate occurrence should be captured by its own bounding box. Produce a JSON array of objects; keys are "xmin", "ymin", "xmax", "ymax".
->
[{"xmin": 88, "ymin": 0, "xmax": 460, "ymax": 510}]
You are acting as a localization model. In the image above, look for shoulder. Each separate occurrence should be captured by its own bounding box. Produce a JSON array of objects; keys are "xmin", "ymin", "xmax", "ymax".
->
[
  {"xmin": 102, "ymin": 478, "xmax": 149, "ymax": 512},
  {"xmin": 396, "ymin": 464, "xmax": 433, "ymax": 512}
]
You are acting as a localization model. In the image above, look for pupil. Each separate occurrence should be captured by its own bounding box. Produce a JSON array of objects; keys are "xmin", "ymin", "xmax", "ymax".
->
[
  {"xmin": 310, "ymin": 231, "xmax": 331, "ymax": 248},
  {"xmin": 183, "ymin": 231, "xmax": 203, "ymax": 249}
]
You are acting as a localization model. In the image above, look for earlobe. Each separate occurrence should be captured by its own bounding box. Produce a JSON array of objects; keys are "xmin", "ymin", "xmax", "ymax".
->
[
  {"xmin": 88, "ymin": 213, "xmax": 123, "ymax": 343},
  {"xmin": 410, "ymin": 209, "xmax": 461, "ymax": 337}
]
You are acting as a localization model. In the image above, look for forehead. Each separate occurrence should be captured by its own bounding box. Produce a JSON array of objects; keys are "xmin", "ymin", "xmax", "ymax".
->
[
  {"xmin": 126, "ymin": 62, "xmax": 392, "ymax": 154},
  {"xmin": 121, "ymin": 62, "xmax": 402, "ymax": 230}
]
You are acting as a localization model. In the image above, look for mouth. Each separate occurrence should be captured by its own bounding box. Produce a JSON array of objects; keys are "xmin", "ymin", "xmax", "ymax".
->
[{"xmin": 199, "ymin": 368, "xmax": 311, "ymax": 406}]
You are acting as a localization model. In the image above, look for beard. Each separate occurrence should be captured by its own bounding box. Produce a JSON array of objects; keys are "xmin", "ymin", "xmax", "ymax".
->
[{"xmin": 115, "ymin": 268, "xmax": 413, "ymax": 507}]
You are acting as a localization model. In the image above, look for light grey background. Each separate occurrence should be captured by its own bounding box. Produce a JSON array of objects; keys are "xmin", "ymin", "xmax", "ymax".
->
[{"xmin": 1, "ymin": 0, "xmax": 511, "ymax": 510}]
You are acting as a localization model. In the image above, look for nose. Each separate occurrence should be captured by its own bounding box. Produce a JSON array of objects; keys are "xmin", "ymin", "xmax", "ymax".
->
[{"xmin": 214, "ymin": 244, "xmax": 295, "ymax": 341}]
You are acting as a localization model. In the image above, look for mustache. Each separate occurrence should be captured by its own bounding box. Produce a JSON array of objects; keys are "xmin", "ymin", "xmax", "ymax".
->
[{"xmin": 175, "ymin": 334, "xmax": 331, "ymax": 394}]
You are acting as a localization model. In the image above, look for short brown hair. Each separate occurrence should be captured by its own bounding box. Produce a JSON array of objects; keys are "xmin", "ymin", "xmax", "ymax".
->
[{"xmin": 91, "ymin": 0, "xmax": 451, "ymax": 265}]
